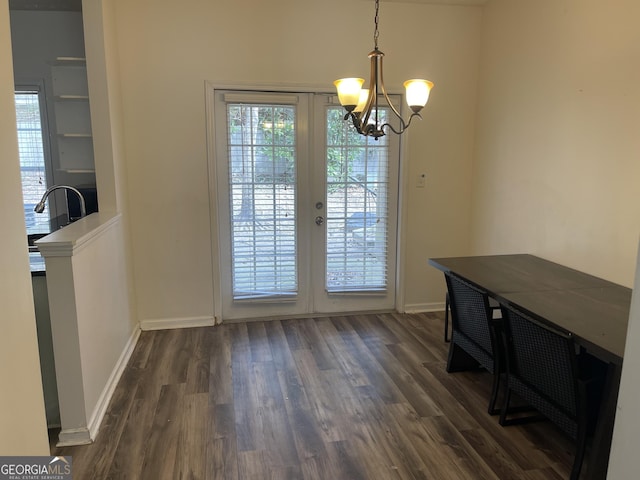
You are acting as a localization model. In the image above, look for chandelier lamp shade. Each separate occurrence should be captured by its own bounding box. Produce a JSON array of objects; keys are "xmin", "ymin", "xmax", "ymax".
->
[{"xmin": 334, "ymin": 0, "xmax": 434, "ymax": 139}]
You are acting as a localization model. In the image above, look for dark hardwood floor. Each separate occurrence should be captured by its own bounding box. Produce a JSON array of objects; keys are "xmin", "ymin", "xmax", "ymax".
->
[{"xmin": 53, "ymin": 312, "xmax": 580, "ymax": 479}]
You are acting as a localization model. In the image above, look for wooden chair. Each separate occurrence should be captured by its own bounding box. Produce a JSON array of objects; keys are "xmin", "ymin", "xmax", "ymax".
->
[
  {"xmin": 444, "ymin": 272, "xmax": 504, "ymax": 415},
  {"xmin": 499, "ymin": 302, "xmax": 606, "ymax": 480}
]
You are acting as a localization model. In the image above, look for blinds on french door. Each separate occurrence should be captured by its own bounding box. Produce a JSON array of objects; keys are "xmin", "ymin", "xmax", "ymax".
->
[
  {"xmin": 227, "ymin": 103, "xmax": 298, "ymax": 300},
  {"xmin": 325, "ymin": 106, "xmax": 390, "ymax": 293}
]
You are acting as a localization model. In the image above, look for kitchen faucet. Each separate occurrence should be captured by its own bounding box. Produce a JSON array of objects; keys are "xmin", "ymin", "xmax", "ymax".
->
[{"xmin": 34, "ymin": 185, "xmax": 87, "ymax": 219}]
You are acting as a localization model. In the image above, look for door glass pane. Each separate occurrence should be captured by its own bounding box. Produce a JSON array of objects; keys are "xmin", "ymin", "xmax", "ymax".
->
[
  {"xmin": 227, "ymin": 104, "xmax": 297, "ymax": 299},
  {"xmin": 325, "ymin": 107, "xmax": 389, "ymax": 292}
]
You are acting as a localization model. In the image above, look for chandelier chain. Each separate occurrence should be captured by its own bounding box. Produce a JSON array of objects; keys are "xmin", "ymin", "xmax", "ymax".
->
[
  {"xmin": 374, "ymin": 0, "xmax": 380, "ymax": 49},
  {"xmin": 333, "ymin": 0, "xmax": 433, "ymax": 138}
]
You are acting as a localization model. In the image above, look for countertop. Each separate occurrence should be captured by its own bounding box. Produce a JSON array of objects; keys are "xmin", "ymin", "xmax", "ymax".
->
[{"xmin": 30, "ymin": 252, "xmax": 46, "ymax": 275}]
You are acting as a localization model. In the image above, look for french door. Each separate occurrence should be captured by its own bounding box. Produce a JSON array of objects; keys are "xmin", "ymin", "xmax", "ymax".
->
[{"xmin": 212, "ymin": 90, "xmax": 400, "ymax": 320}]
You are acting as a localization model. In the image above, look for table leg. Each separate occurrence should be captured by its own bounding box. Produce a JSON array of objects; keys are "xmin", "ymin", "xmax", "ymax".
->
[{"xmin": 586, "ymin": 361, "xmax": 621, "ymax": 480}]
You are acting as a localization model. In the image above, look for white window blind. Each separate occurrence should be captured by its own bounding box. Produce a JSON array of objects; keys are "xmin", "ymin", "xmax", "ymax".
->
[
  {"xmin": 227, "ymin": 103, "xmax": 297, "ymax": 300},
  {"xmin": 325, "ymin": 106, "xmax": 390, "ymax": 293},
  {"xmin": 15, "ymin": 90, "xmax": 49, "ymax": 235}
]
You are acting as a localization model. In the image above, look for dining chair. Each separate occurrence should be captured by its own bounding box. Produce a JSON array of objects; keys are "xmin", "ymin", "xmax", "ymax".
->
[
  {"xmin": 444, "ymin": 271, "xmax": 503, "ymax": 415},
  {"xmin": 444, "ymin": 291, "xmax": 450, "ymax": 342},
  {"xmin": 499, "ymin": 302, "xmax": 606, "ymax": 480}
]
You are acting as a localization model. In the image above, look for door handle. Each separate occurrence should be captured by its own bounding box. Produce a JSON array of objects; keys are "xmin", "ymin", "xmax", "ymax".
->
[{"xmin": 315, "ymin": 216, "xmax": 324, "ymax": 226}]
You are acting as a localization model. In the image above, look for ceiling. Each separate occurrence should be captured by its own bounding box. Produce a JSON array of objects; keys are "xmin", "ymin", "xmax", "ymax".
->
[{"xmin": 8, "ymin": 0, "xmax": 82, "ymax": 11}]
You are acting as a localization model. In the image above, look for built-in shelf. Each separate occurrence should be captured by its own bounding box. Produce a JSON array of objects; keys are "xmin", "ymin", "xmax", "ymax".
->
[
  {"xmin": 55, "ymin": 94, "xmax": 90, "ymax": 101},
  {"xmin": 58, "ymin": 169, "xmax": 95, "ymax": 174},
  {"xmin": 53, "ymin": 56, "xmax": 86, "ymax": 65},
  {"xmin": 51, "ymin": 56, "xmax": 94, "ymax": 172}
]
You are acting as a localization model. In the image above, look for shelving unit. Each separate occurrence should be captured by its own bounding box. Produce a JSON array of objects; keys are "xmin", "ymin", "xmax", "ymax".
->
[
  {"xmin": 51, "ymin": 56, "xmax": 95, "ymax": 173},
  {"xmin": 53, "ymin": 56, "xmax": 86, "ymax": 64}
]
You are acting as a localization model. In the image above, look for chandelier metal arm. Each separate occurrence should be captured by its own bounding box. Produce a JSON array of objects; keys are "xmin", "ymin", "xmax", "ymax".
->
[
  {"xmin": 377, "ymin": 54, "xmax": 403, "ymax": 122},
  {"xmin": 352, "ymin": 49, "xmax": 412, "ymax": 139},
  {"xmin": 333, "ymin": 0, "xmax": 432, "ymax": 139},
  {"xmin": 379, "ymin": 112, "xmax": 422, "ymax": 135},
  {"xmin": 344, "ymin": 109, "xmax": 422, "ymax": 137}
]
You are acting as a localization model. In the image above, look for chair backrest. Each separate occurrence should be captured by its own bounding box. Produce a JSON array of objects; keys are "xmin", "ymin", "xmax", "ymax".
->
[
  {"xmin": 445, "ymin": 272, "xmax": 496, "ymax": 360},
  {"xmin": 501, "ymin": 303, "xmax": 580, "ymax": 434}
]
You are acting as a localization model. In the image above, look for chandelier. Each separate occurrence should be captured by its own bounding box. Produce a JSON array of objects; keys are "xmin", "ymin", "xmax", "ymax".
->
[{"xmin": 333, "ymin": 0, "xmax": 434, "ymax": 140}]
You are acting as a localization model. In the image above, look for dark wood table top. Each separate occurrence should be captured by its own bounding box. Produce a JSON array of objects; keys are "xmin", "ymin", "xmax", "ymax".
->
[
  {"xmin": 429, "ymin": 254, "xmax": 621, "ymax": 293},
  {"xmin": 429, "ymin": 254, "xmax": 631, "ymax": 364},
  {"xmin": 498, "ymin": 287, "xmax": 630, "ymax": 363}
]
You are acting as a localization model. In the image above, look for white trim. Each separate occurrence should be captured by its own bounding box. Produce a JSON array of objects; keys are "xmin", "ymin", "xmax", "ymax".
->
[
  {"xmin": 55, "ymin": 325, "xmax": 141, "ymax": 447},
  {"xmin": 221, "ymin": 309, "xmax": 394, "ymax": 324},
  {"xmin": 395, "ymin": 102, "xmax": 410, "ymax": 314},
  {"xmin": 56, "ymin": 427, "xmax": 92, "ymax": 447},
  {"xmin": 206, "ymin": 81, "xmax": 334, "ymax": 95},
  {"xmin": 35, "ymin": 212, "xmax": 121, "ymax": 257},
  {"xmin": 223, "ymin": 92, "xmax": 299, "ymax": 104},
  {"xmin": 205, "ymin": 82, "xmax": 223, "ymax": 326},
  {"xmin": 402, "ymin": 302, "xmax": 446, "ymax": 313},
  {"xmin": 140, "ymin": 315, "xmax": 216, "ymax": 331},
  {"xmin": 85, "ymin": 326, "xmax": 141, "ymax": 442}
]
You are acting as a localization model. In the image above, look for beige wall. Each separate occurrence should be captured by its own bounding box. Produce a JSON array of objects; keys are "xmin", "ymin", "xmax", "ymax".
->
[
  {"xmin": 112, "ymin": 0, "xmax": 484, "ymax": 321},
  {"xmin": 83, "ymin": 0, "xmax": 138, "ymax": 337},
  {"xmin": 472, "ymin": 5, "xmax": 640, "ymax": 473},
  {"xmin": 471, "ymin": 0, "xmax": 640, "ymax": 287},
  {"xmin": 0, "ymin": 0, "xmax": 49, "ymax": 455}
]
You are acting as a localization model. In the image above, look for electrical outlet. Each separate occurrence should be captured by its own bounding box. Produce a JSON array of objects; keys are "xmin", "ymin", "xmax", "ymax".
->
[{"xmin": 417, "ymin": 173, "xmax": 426, "ymax": 188}]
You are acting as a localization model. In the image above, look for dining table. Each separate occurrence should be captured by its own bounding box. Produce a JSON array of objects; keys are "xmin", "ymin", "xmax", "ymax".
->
[{"xmin": 429, "ymin": 254, "xmax": 632, "ymax": 480}]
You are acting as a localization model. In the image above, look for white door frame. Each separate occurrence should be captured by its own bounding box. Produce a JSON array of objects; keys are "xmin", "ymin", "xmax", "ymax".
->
[
  {"xmin": 310, "ymin": 93, "xmax": 401, "ymax": 314},
  {"xmin": 205, "ymin": 82, "xmax": 410, "ymax": 322}
]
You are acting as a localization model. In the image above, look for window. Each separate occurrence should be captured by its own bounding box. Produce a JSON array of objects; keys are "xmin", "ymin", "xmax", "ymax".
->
[
  {"xmin": 226, "ymin": 102, "xmax": 298, "ymax": 299},
  {"xmin": 325, "ymin": 106, "xmax": 390, "ymax": 292},
  {"xmin": 15, "ymin": 89, "xmax": 50, "ymax": 235}
]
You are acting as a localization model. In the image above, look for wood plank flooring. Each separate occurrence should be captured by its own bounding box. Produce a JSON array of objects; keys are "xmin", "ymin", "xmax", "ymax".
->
[{"xmin": 53, "ymin": 312, "xmax": 581, "ymax": 479}]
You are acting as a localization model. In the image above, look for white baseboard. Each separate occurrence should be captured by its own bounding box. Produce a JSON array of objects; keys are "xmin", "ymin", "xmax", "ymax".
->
[
  {"xmin": 402, "ymin": 302, "xmax": 446, "ymax": 313},
  {"xmin": 140, "ymin": 315, "xmax": 216, "ymax": 331},
  {"xmin": 74, "ymin": 326, "xmax": 141, "ymax": 445},
  {"xmin": 57, "ymin": 427, "xmax": 93, "ymax": 447}
]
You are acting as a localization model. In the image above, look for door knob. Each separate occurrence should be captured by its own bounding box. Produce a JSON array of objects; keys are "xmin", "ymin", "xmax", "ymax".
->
[{"xmin": 315, "ymin": 216, "xmax": 324, "ymax": 225}]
